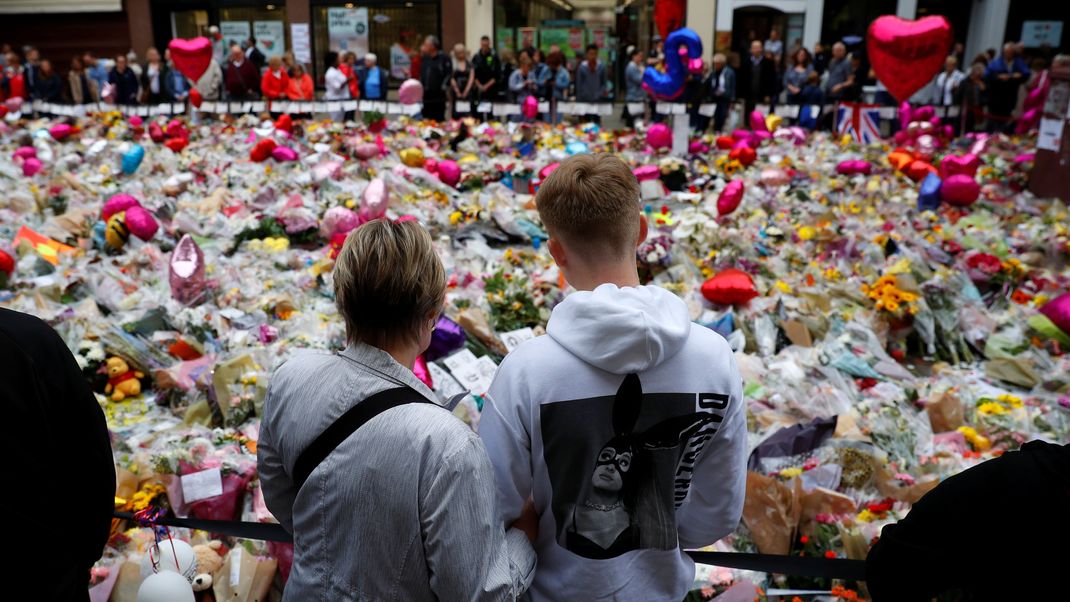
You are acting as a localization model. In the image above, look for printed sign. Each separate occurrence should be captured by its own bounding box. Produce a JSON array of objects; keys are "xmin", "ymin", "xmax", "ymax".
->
[
  {"xmin": 328, "ymin": 7, "xmax": 369, "ymax": 56},
  {"xmin": 254, "ymin": 20, "xmax": 285, "ymax": 58},
  {"xmin": 180, "ymin": 468, "xmax": 223, "ymax": 503},
  {"xmin": 220, "ymin": 21, "xmax": 251, "ymax": 49}
]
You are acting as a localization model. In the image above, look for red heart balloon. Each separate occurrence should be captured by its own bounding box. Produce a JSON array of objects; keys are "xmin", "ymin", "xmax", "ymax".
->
[
  {"xmin": 867, "ymin": 15, "xmax": 953, "ymax": 102},
  {"xmin": 715, "ymin": 136, "xmax": 734, "ymax": 150},
  {"xmin": 189, "ymin": 87, "xmax": 202, "ymax": 108},
  {"xmin": 164, "ymin": 137, "xmax": 189, "ymax": 153},
  {"xmin": 168, "ymin": 37, "xmax": 213, "ymax": 82},
  {"xmin": 905, "ymin": 159, "xmax": 937, "ymax": 182},
  {"xmin": 701, "ymin": 269, "xmax": 759, "ymax": 305},
  {"xmin": 729, "ymin": 145, "xmax": 756, "ymax": 167},
  {"xmin": 250, "ymin": 138, "xmax": 277, "ymax": 163}
]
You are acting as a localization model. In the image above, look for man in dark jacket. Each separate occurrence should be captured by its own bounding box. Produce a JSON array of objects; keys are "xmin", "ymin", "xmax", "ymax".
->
[
  {"xmin": 1, "ymin": 308, "xmax": 114, "ymax": 601},
  {"xmin": 245, "ymin": 37, "xmax": 266, "ymax": 71},
  {"xmin": 473, "ymin": 35, "xmax": 501, "ymax": 108},
  {"xmin": 109, "ymin": 54, "xmax": 140, "ymax": 104},
  {"xmin": 420, "ymin": 35, "xmax": 452, "ymax": 122},
  {"xmin": 737, "ymin": 40, "xmax": 776, "ymax": 121},
  {"xmin": 224, "ymin": 44, "xmax": 260, "ymax": 100}
]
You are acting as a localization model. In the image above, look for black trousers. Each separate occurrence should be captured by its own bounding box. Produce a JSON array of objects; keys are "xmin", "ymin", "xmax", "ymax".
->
[{"xmin": 423, "ymin": 91, "xmax": 446, "ymax": 122}]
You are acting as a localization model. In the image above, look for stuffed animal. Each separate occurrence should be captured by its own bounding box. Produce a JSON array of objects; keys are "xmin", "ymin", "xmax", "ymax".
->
[
  {"xmin": 103, "ymin": 356, "xmax": 143, "ymax": 401},
  {"xmin": 191, "ymin": 540, "xmax": 225, "ymax": 593}
]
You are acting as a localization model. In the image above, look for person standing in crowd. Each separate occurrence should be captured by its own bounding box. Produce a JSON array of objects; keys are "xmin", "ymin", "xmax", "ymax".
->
[
  {"xmin": 575, "ymin": 44, "xmax": 607, "ymax": 123},
  {"xmin": 224, "ymin": 44, "xmax": 260, "ymax": 100},
  {"xmin": 0, "ymin": 43, "xmax": 9, "ymax": 68},
  {"xmin": 195, "ymin": 55, "xmax": 224, "ymax": 102},
  {"xmin": 532, "ymin": 49, "xmax": 550, "ymax": 99},
  {"xmin": 68, "ymin": 55, "xmax": 99, "ymax": 104},
  {"xmin": 261, "ymin": 56, "xmax": 290, "ymax": 105},
  {"xmin": 797, "ymin": 71, "xmax": 824, "ymax": 130},
  {"xmin": 985, "ymin": 42, "xmax": 1030, "ymax": 133},
  {"xmin": 163, "ymin": 48, "xmax": 189, "ymax": 102},
  {"xmin": 782, "ymin": 47, "xmax": 814, "ymax": 104},
  {"xmin": 764, "ymin": 29, "xmax": 784, "ymax": 68},
  {"xmin": 324, "ymin": 51, "xmax": 351, "ymax": 121},
  {"xmin": 708, "ymin": 52, "xmax": 736, "ymax": 132},
  {"xmin": 390, "ymin": 31, "xmax": 414, "ymax": 82},
  {"xmin": 498, "ymin": 49, "xmax": 517, "ymax": 101},
  {"xmin": 866, "ymin": 440, "xmax": 1070, "ymax": 601},
  {"xmin": 480, "ymin": 153, "xmax": 747, "ymax": 602},
  {"xmin": 932, "ymin": 55, "xmax": 964, "ymax": 107},
  {"xmin": 126, "ymin": 50, "xmax": 143, "ymax": 79},
  {"xmin": 686, "ymin": 59, "xmax": 710, "ymax": 132},
  {"xmin": 286, "ymin": 62, "xmax": 314, "ymax": 101},
  {"xmin": 823, "ymin": 42, "xmax": 853, "ymax": 103},
  {"xmin": 1, "ymin": 53, "xmax": 26, "ymax": 101},
  {"xmin": 738, "ymin": 40, "xmax": 776, "ymax": 119},
  {"xmin": 451, "ymin": 43, "xmax": 475, "ymax": 119},
  {"xmin": 109, "ymin": 54, "xmax": 140, "ymax": 104},
  {"xmin": 508, "ymin": 51, "xmax": 538, "ymax": 114},
  {"xmin": 22, "ymin": 46, "xmax": 40, "ymax": 99},
  {"xmin": 622, "ymin": 47, "xmax": 645, "ymax": 128},
  {"xmin": 647, "ymin": 34, "xmax": 664, "ymax": 67},
  {"xmin": 420, "ymin": 35, "xmax": 452, "ymax": 122},
  {"xmin": 84, "ymin": 51, "xmax": 109, "ymax": 92},
  {"xmin": 959, "ymin": 61, "xmax": 988, "ymax": 133},
  {"xmin": 812, "ymin": 42, "xmax": 829, "ymax": 75},
  {"xmin": 343, "ymin": 52, "xmax": 361, "ymax": 101},
  {"xmin": 474, "ymin": 35, "xmax": 501, "ymax": 118},
  {"xmin": 358, "ymin": 53, "xmax": 386, "ymax": 101},
  {"xmin": 258, "ymin": 219, "xmax": 537, "ymax": 601},
  {"xmin": 140, "ymin": 47, "xmax": 167, "ymax": 105},
  {"xmin": 34, "ymin": 59, "xmax": 63, "ymax": 103},
  {"xmin": 546, "ymin": 50, "xmax": 570, "ymax": 123},
  {"xmin": 245, "ymin": 37, "xmax": 266, "ymax": 71},
  {"xmin": 2, "ymin": 308, "xmax": 115, "ymax": 602}
]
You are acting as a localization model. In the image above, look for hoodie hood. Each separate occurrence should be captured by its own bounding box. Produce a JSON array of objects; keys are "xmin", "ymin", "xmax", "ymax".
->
[{"xmin": 546, "ymin": 284, "xmax": 691, "ymax": 374}]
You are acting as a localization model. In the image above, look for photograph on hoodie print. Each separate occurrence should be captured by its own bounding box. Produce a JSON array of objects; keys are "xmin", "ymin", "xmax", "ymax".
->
[{"xmin": 539, "ymin": 373, "xmax": 730, "ymax": 560}]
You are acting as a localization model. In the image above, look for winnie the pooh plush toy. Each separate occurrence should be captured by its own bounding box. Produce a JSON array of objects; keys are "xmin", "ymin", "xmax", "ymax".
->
[
  {"xmin": 103, "ymin": 356, "xmax": 143, "ymax": 401},
  {"xmin": 191, "ymin": 540, "xmax": 225, "ymax": 596}
]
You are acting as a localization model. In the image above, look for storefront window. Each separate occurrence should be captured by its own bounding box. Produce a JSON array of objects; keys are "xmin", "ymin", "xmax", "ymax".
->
[
  {"xmin": 311, "ymin": 1, "xmax": 439, "ymax": 87},
  {"xmin": 493, "ymin": 0, "xmax": 571, "ymax": 54},
  {"xmin": 219, "ymin": 4, "xmax": 290, "ymax": 60}
]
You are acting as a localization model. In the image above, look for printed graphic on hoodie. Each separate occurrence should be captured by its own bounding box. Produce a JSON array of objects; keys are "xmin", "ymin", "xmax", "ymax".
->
[{"xmin": 539, "ymin": 373, "xmax": 729, "ymax": 560}]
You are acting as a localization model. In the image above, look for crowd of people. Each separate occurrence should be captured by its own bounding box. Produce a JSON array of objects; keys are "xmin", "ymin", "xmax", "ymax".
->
[{"xmin": 2, "ymin": 30, "xmax": 1065, "ymax": 134}]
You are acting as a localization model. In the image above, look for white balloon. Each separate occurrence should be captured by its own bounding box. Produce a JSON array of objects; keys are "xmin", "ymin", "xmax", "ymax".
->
[
  {"xmin": 137, "ymin": 571, "xmax": 195, "ymax": 602},
  {"xmin": 139, "ymin": 539, "xmax": 197, "ymax": 582}
]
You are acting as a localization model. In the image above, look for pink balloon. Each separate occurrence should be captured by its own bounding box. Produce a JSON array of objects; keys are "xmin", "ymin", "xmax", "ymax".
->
[
  {"xmin": 717, "ymin": 180, "xmax": 745, "ymax": 216},
  {"xmin": 1013, "ymin": 153, "xmax": 1035, "ymax": 164},
  {"xmin": 22, "ymin": 157, "xmax": 42, "ymax": 176},
  {"xmin": 424, "ymin": 157, "xmax": 439, "ymax": 174},
  {"xmin": 102, "ymin": 193, "xmax": 141, "ymax": 221},
  {"xmin": 522, "ymin": 95, "xmax": 539, "ymax": 119},
  {"xmin": 354, "ymin": 142, "xmax": 379, "ymax": 160},
  {"xmin": 774, "ymin": 126, "xmax": 807, "ymax": 145},
  {"xmin": 360, "ymin": 178, "xmax": 390, "ymax": 222},
  {"xmin": 868, "ymin": 16, "xmax": 952, "ymax": 101},
  {"xmin": 124, "ymin": 205, "xmax": 158, "ymax": 241},
  {"xmin": 12, "ymin": 146, "xmax": 36, "ymax": 160},
  {"xmin": 398, "ymin": 79, "xmax": 424, "ymax": 105},
  {"xmin": 731, "ymin": 129, "xmax": 751, "ymax": 141},
  {"xmin": 914, "ymin": 106, "xmax": 935, "ymax": 122},
  {"xmin": 632, "ymin": 164, "xmax": 660, "ymax": 182},
  {"xmin": 749, "ymin": 110, "xmax": 768, "ymax": 132},
  {"xmin": 753, "ymin": 130, "xmax": 772, "ymax": 143},
  {"xmin": 49, "ymin": 123, "xmax": 72, "ymax": 140},
  {"xmin": 940, "ymin": 174, "xmax": 980, "ymax": 206},
  {"xmin": 1016, "ymin": 107, "xmax": 1040, "ymax": 134},
  {"xmin": 167, "ymin": 37, "xmax": 213, "ymax": 81},
  {"xmin": 836, "ymin": 160, "xmax": 872, "ymax": 175},
  {"xmin": 941, "ymin": 124, "xmax": 954, "ymax": 138},
  {"xmin": 539, "ymin": 162, "xmax": 561, "ymax": 180},
  {"xmin": 940, "ymin": 154, "xmax": 980, "ymax": 178},
  {"xmin": 893, "ymin": 130, "xmax": 910, "ymax": 145},
  {"xmin": 437, "ymin": 159, "xmax": 461, "ymax": 187},
  {"xmin": 1039, "ymin": 292, "xmax": 1070, "ymax": 336},
  {"xmin": 732, "ymin": 137, "xmax": 752, "ymax": 151},
  {"xmin": 647, "ymin": 123, "xmax": 672, "ymax": 149},
  {"xmin": 688, "ymin": 139, "xmax": 709, "ymax": 154},
  {"xmin": 271, "ymin": 146, "xmax": 298, "ymax": 162},
  {"xmin": 759, "ymin": 168, "xmax": 790, "ymax": 187},
  {"xmin": 898, "ymin": 101, "xmax": 912, "ymax": 129},
  {"xmin": 320, "ymin": 206, "xmax": 361, "ymax": 239},
  {"xmin": 129, "ymin": 115, "xmax": 143, "ymax": 127}
]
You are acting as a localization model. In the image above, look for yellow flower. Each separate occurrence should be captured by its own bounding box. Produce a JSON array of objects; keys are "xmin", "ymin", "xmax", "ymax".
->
[
  {"xmin": 775, "ymin": 280, "xmax": 791, "ymax": 293},
  {"xmin": 449, "ymin": 211, "xmax": 463, "ymax": 225},
  {"xmin": 779, "ymin": 467, "xmax": 803, "ymax": 479},
  {"xmin": 997, "ymin": 394, "xmax": 1023, "ymax": 408},
  {"xmin": 977, "ymin": 401, "xmax": 1007, "ymax": 416},
  {"xmin": 798, "ymin": 226, "xmax": 816, "ymax": 241},
  {"xmin": 856, "ymin": 509, "xmax": 877, "ymax": 523},
  {"xmin": 957, "ymin": 426, "xmax": 992, "ymax": 451}
]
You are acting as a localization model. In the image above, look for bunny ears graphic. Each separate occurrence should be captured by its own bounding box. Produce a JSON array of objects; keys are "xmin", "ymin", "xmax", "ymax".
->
[{"xmin": 612, "ymin": 374, "xmax": 720, "ymax": 451}]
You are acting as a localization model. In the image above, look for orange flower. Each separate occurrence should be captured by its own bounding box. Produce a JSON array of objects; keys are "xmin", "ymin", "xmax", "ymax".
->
[{"xmin": 1011, "ymin": 289, "xmax": 1032, "ymax": 304}]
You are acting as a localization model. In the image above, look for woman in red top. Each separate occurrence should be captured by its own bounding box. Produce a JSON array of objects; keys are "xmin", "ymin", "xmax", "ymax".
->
[
  {"xmin": 344, "ymin": 52, "xmax": 361, "ymax": 100},
  {"xmin": 261, "ymin": 56, "xmax": 290, "ymax": 100},
  {"xmin": 286, "ymin": 63, "xmax": 314, "ymax": 100}
]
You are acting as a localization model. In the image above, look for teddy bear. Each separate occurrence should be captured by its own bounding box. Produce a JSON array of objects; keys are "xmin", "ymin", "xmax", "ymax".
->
[
  {"xmin": 103, "ymin": 356, "xmax": 144, "ymax": 401},
  {"xmin": 191, "ymin": 540, "xmax": 225, "ymax": 594}
]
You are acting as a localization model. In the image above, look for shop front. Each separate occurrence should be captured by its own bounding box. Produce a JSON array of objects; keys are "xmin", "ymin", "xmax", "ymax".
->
[{"xmin": 151, "ymin": 1, "xmax": 290, "ymax": 63}]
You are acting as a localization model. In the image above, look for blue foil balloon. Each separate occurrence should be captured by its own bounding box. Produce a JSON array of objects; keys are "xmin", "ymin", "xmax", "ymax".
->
[
  {"xmin": 121, "ymin": 144, "xmax": 145, "ymax": 175},
  {"xmin": 918, "ymin": 171, "xmax": 942, "ymax": 211},
  {"xmin": 642, "ymin": 27, "xmax": 704, "ymax": 100},
  {"xmin": 565, "ymin": 141, "xmax": 589, "ymax": 155}
]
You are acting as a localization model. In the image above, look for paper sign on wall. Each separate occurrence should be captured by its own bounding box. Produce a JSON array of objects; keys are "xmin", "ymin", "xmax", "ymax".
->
[
  {"xmin": 220, "ymin": 21, "xmax": 250, "ymax": 49},
  {"xmin": 291, "ymin": 23, "xmax": 312, "ymax": 65},
  {"xmin": 327, "ymin": 7, "xmax": 369, "ymax": 56},
  {"xmin": 1038, "ymin": 118, "xmax": 1064, "ymax": 152},
  {"xmin": 254, "ymin": 20, "xmax": 285, "ymax": 58}
]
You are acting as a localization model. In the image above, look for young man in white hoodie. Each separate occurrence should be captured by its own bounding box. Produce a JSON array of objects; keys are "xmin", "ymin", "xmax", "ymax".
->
[{"xmin": 480, "ymin": 154, "xmax": 747, "ymax": 601}]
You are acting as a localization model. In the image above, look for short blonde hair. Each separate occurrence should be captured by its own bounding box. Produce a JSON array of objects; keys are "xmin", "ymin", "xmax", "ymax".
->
[
  {"xmin": 333, "ymin": 219, "xmax": 445, "ymax": 348},
  {"xmin": 535, "ymin": 154, "xmax": 641, "ymax": 259}
]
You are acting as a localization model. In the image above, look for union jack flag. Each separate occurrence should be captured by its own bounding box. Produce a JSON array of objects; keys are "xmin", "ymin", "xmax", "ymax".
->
[{"xmin": 836, "ymin": 102, "xmax": 882, "ymax": 143}]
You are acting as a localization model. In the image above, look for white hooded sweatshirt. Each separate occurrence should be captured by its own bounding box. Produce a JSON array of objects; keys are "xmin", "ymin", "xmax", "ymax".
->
[{"xmin": 481, "ymin": 283, "xmax": 747, "ymax": 601}]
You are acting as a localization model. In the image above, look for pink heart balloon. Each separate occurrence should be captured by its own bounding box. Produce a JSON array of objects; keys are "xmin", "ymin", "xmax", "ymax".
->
[
  {"xmin": 49, "ymin": 123, "xmax": 72, "ymax": 140},
  {"xmin": 940, "ymin": 154, "xmax": 980, "ymax": 178},
  {"xmin": 1040, "ymin": 293, "xmax": 1070, "ymax": 336},
  {"xmin": 749, "ymin": 110, "xmax": 768, "ymax": 132},
  {"xmin": 940, "ymin": 174, "xmax": 980, "ymax": 206},
  {"xmin": 632, "ymin": 164, "xmax": 660, "ymax": 182},
  {"xmin": 360, "ymin": 178, "xmax": 390, "ymax": 221},
  {"xmin": 354, "ymin": 142, "xmax": 379, "ymax": 160},
  {"xmin": 167, "ymin": 37, "xmax": 213, "ymax": 82},
  {"xmin": 437, "ymin": 159, "xmax": 461, "ymax": 187},
  {"xmin": 320, "ymin": 206, "xmax": 361, "ymax": 239},
  {"xmin": 717, "ymin": 180, "xmax": 745, "ymax": 216},
  {"xmin": 102, "ymin": 193, "xmax": 141, "ymax": 221},
  {"xmin": 647, "ymin": 123, "xmax": 672, "ymax": 149},
  {"xmin": 271, "ymin": 146, "xmax": 298, "ymax": 162},
  {"xmin": 22, "ymin": 157, "xmax": 42, "ymax": 177},
  {"xmin": 522, "ymin": 95, "xmax": 538, "ymax": 120},
  {"xmin": 867, "ymin": 16, "xmax": 953, "ymax": 102},
  {"xmin": 12, "ymin": 146, "xmax": 36, "ymax": 160},
  {"xmin": 398, "ymin": 79, "xmax": 424, "ymax": 105},
  {"xmin": 124, "ymin": 205, "xmax": 159, "ymax": 241}
]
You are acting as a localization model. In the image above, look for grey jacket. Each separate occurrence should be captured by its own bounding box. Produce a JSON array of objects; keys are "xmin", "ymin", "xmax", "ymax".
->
[
  {"xmin": 258, "ymin": 342, "xmax": 535, "ymax": 601},
  {"xmin": 195, "ymin": 59, "xmax": 223, "ymax": 101},
  {"xmin": 575, "ymin": 60, "xmax": 606, "ymax": 102}
]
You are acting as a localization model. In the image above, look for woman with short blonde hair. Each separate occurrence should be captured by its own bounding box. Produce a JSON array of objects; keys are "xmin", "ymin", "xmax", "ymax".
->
[{"xmin": 259, "ymin": 218, "xmax": 537, "ymax": 601}]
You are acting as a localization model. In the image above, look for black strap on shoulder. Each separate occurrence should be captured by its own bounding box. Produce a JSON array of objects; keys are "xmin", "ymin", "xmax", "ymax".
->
[{"xmin": 292, "ymin": 386, "xmax": 433, "ymax": 488}]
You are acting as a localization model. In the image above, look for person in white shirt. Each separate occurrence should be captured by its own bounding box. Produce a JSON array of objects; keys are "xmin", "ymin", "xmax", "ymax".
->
[
  {"xmin": 481, "ymin": 154, "xmax": 747, "ymax": 601},
  {"xmin": 764, "ymin": 29, "xmax": 784, "ymax": 68},
  {"xmin": 933, "ymin": 55, "xmax": 965, "ymax": 106},
  {"xmin": 323, "ymin": 50, "xmax": 351, "ymax": 122}
]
